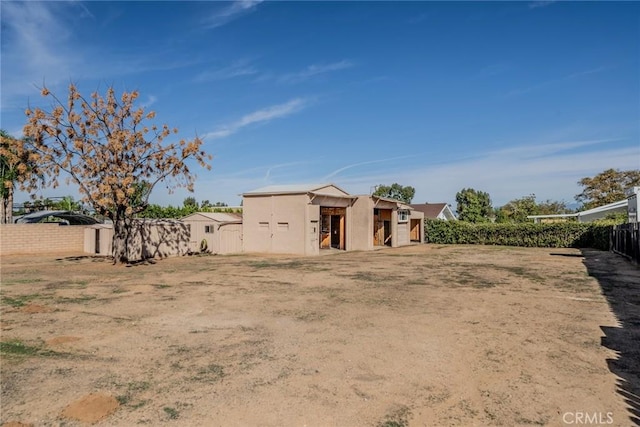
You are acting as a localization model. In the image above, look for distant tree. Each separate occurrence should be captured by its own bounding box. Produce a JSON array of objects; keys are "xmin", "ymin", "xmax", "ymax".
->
[
  {"xmin": 576, "ymin": 168, "xmax": 640, "ymax": 210},
  {"xmin": 183, "ymin": 197, "xmax": 198, "ymax": 209},
  {"xmin": 131, "ymin": 181, "xmax": 152, "ymax": 211},
  {"xmin": 198, "ymin": 200, "xmax": 228, "ymax": 211},
  {"xmin": 0, "ymin": 131, "xmax": 21, "ymax": 223},
  {"xmin": 455, "ymin": 188, "xmax": 492, "ymax": 223},
  {"xmin": 22, "ymin": 84, "xmax": 211, "ymax": 263},
  {"xmin": 373, "ymin": 183, "xmax": 415, "ymax": 204},
  {"xmin": 495, "ymin": 194, "xmax": 539, "ymax": 223},
  {"xmin": 0, "ymin": 130, "xmax": 42, "ymax": 223},
  {"xmin": 139, "ymin": 202, "xmax": 240, "ymax": 218},
  {"xmin": 139, "ymin": 203, "xmax": 185, "ymax": 219},
  {"xmin": 495, "ymin": 195, "xmax": 573, "ymax": 223},
  {"xmin": 52, "ymin": 195, "xmax": 82, "ymax": 211},
  {"xmin": 21, "ymin": 197, "xmax": 54, "ymax": 212},
  {"xmin": 537, "ymin": 199, "xmax": 573, "ymax": 215}
]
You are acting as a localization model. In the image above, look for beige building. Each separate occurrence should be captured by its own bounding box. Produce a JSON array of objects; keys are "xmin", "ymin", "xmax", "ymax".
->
[
  {"xmin": 242, "ymin": 184, "xmax": 423, "ymax": 255},
  {"xmin": 84, "ymin": 219, "xmax": 190, "ymax": 260},
  {"xmin": 181, "ymin": 212, "xmax": 243, "ymax": 254}
]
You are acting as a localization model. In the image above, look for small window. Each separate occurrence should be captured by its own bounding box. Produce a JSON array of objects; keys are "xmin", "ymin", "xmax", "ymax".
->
[
  {"xmin": 277, "ymin": 222, "xmax": 289, "ymax": 231},
  {"xmin": 398, "ymin": 210, "xmax": 409, "ymax": 223},
  {"xmin": 205, "ymin": 225, "xmax": 214, "ymax": 233},
  {"xmin": 259, "ymin": 221, "xmax": 269, "ymax": 229}
]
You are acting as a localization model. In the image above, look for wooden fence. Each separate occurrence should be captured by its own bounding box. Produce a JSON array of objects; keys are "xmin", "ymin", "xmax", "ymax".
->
[{"xmin": 611, "ymin": 223, "xmax": 640, "ymax": 264}]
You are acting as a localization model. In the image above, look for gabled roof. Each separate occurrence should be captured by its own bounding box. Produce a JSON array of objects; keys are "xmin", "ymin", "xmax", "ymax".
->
[
  {"xmin": 243, "ymin": 183, "xmax": 350, "ymax": 197},
  {"xmin": 181, "ymin": 212, "xmax": 242, "ymax": 222},
  {"xmin": 370, "ymin": 195, "xmax": 414, "ymax": 210},
  {"xmin": 410, "ymin": 203, "xmax": 456, "ymax": 219}
]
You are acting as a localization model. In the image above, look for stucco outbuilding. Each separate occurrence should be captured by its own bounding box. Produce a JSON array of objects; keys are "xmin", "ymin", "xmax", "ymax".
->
[
  {"xmin": 181, "ymin": 212, "xmax": 243, "ymax": 254},
  {"xmin": 242, "ymin": 183, "xmax": 423, "ymax": 255}
]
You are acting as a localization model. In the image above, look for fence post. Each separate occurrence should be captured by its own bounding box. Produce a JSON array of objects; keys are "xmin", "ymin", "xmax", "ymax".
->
[{"xmin": 611, "ymin": 223, "xmax": 640, "ymax": 264}]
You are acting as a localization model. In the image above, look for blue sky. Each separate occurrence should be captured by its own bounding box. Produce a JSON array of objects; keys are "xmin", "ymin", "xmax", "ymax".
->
[{"xmin": 1, "ymin": 1, "xmax": 639, "ymax": 208}]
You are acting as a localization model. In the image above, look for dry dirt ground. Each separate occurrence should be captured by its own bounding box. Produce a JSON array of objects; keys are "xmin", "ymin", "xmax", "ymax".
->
[{"xmin": 1, "ymin": 244, "xmax": 639, "ymax": 427}]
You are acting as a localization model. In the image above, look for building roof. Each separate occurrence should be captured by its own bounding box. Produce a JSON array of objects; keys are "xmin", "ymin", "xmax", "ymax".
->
[
  {"xmin": 243, "ymin": 183, "xmax": 350, "ymax": 196},
  {"xmin": 181, "ymin": 212, "xmax": 242, "ymax": 222},
  {"xmin": 15, "ymin": 210, "xmax": 101, "ymax": 225},
  {"xmin": 370, "ymin": 195, "xmax": 414, "ymax": 209},
  {"xmin": 410, "ymin": 203, "xmax": 455, "ymax": 219},
  {"xmin": 578, "ymin": 199, "xmax": 628, "ymax": 216},
  {"xmin": 527, "ymin": 199, "xmax": 628, "ymax": 222}
]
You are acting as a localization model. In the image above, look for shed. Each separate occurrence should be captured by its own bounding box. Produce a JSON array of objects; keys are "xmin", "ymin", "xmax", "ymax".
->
[
  {"xmin": 351, "ymin": 195, "xmax": 424, "ymax": 250},
  {"xmin": 242, "ymin": 183, "xmax": 357, "ymax": 255},
  {"xmin": 241, "ymin": 183, "xmax": 423, "ymax": 255},
  {"xmin": 181, "ymin": 212, "xmax": 243, "ymax": 254}
]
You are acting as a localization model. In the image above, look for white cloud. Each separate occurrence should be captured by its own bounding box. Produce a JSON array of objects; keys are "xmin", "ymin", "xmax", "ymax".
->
[
  {"xmin": 507, "ymin": 66, "xmax": 608, "ymax": 97},
  {"xmin": 263, "ymin": 161, "xmax": 310, "ymax": 181},
  {"xmin": 194, "ymin": 60, "xmax": 258, "ymax": 82},
  {"xmin": 331, "ymin": 140, "xmax": 639, "ymax": 206},
  {"xmin": 0, "ymin": 2, "xmax": 204, "ymax": 112},
  {"xmin": 69, "ymin": 0, "xmax": 95, "ymax": 19},
  {"xmin": 279, "ymin": 60, "xmax": 354, "ymax": 84},
  {"xmin": 323, "ymin": 155, "xmax": 415, "ymax": 181},
  {"xmin": 488, "ymin": 138, "xmax": 612, "ymax": 158},
  {"xmin": 529, "ymin": 1, "xmax": 557, "ymax": 9},
  {"xmin": 140, "ymin": 95, "xmax": 158, "ymax": 109},
  {"xmin": 173, "ymin": 162, "xmax": 308, "ymax": 206},
  {"xmin": 473, "ymin": 62, "xmax": 512, "ymax": 80},
  {"xmin": 0, "ymin": 2, "xmax": 78, "ymax": 106},
  {"xmin": 188, "ymin": 138, "xmax": 639, "ymax": 207},
  {"xmin": 202, "ymin": 0, "xmax": 263, "ymax": 30},
  {"xmin": 202, "ymin": 98, "xmax": 309, "ymax": 140}
]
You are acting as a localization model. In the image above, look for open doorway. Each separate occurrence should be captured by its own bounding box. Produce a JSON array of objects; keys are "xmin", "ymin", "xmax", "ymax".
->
[
  {"xmin": 410, "ymin": 218, "xmax": 421, "ymax": 242},
  {"xmin": 331, "ymin": 215, "xmax": 341, "ymax": 248},
  {"xmin": 373, "ymin": 208, "xmax": 392, "ymax": 246},
  {"xmin": 320, "ymin": 207, "xmax": 346, "ymax": 250}
]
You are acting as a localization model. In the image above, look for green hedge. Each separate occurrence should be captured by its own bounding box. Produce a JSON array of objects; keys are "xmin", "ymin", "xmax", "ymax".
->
[{"xmin": 424, "ymin": 220, "xmax": 614, "ymax": 250}]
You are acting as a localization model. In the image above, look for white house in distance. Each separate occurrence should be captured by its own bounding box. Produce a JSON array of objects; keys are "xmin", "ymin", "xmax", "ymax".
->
[
  {"xmin": 410, "ymin": 203, "xmax": 457, "ymax": 221},
  {"xmin": 528, "ymin": 199, "xmax": 629, "ymax": 223},
  {"xmin": 626, "ymin": 186, "xmax": 639, "ymax": 223}
]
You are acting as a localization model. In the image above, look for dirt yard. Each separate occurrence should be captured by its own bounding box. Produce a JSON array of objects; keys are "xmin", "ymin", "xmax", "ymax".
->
[{"xmin": 1, "ymin": 245, "xmax": 639, "ymax": 426}]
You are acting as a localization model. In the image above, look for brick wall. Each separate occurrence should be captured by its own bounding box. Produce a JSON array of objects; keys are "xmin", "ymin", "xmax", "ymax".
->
[{"xmin": 0, "ymin": 224, "xmax": 86, "ymax": 255}]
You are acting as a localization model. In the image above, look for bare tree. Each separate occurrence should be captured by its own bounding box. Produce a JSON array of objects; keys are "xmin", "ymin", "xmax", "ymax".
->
[{"xmin": 22, "ymin": 84, "xmax": 211, "ymax": 263}]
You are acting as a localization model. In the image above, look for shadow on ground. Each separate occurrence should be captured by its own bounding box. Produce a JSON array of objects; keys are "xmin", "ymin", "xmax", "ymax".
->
[
  {"xmin": 581, "ymin": 249, "xmax": 640, "ymax": 426},
  {"xmin": 55, "ymin": 255, "xmax": 110, "ymax": 263}
]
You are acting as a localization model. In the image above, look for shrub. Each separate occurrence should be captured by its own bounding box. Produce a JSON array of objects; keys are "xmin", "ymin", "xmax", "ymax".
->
[{"xmin": 424, "ymin": 219, "xmax": 614, "ymax": 250}]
